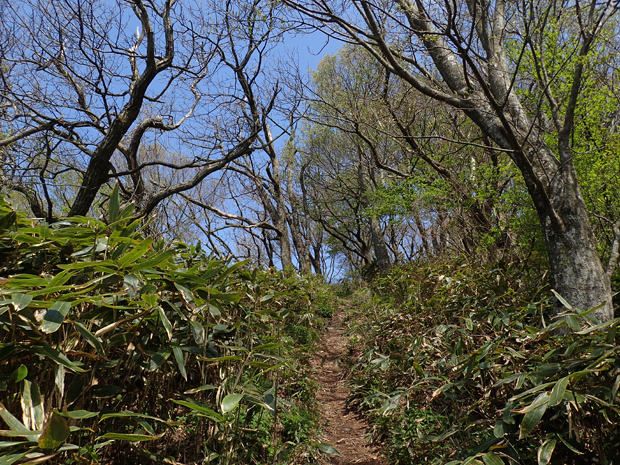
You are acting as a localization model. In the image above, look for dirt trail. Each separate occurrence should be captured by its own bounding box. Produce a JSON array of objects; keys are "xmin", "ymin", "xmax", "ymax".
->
[{"xmin": 309, "ymin": 309, "xmax": 387, "ymax": 465}]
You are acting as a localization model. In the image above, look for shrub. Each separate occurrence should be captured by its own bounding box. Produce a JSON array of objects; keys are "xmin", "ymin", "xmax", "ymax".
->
[
  {"xmin": 0, "ymin": 192, "xmax": 324, "ymax": 464},
  {"xmin": 344, "ymin": 259, "xmax": 620, "ymax": 464},
  {"xmin": 315, "ymin": 303, "xmax": 334, "ymax": 319}
]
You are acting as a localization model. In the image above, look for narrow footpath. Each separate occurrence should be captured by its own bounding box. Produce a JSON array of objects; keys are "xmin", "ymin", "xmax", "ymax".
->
[{"xmin": 309, "ymin": 309, "xmax": 388, "ymax": 465}]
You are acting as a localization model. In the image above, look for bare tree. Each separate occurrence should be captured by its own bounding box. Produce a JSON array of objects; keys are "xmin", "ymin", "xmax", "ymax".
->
[{"xmin": 0, "ymin": 0, "xmax": 283, "ymax": 227}]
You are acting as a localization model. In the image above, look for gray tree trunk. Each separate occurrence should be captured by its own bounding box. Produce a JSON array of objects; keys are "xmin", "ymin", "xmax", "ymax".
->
[
  {"xmin": 523, "ymin": 148, "xmax": 613, "ymax": 320},
  {"xmin": 262, "ymin": 123, "xmax": 294, "ymax": 270},
  {"xmin": 286, "ymin": 159, "xmax": 312, "ymax": 274},
  {"xmin": 370, "ymin": 217, "xmax": 390, "ymax": 274}
]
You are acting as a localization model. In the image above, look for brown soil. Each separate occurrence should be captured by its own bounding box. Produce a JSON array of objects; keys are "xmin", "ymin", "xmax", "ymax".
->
[{"xmin": 309, "ymin": 309, "xmax": 388, "ymax": 465}]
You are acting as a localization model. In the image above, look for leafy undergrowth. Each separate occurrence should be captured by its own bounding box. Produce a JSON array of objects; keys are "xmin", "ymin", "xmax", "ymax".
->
[
  {"xmin": 0, "ymin": 193, "xmax": 336, "ymax": 465},
  {"xmin": 342, "ymin": 260, "xmax": 620, "ymax": 465}
]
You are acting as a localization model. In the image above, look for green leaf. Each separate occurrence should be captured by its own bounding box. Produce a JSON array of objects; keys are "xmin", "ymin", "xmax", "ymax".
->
[
  {"xmin": 0, "ymin": 430, "xmax": 41, "ymax": 438},
  {"xmin": 100, "ymin": 411, "xmax": 169, "ymax": 424},
  {"xmin": 482, "ymin": 452, "xmax": 504, "ymax": 465},
  {"xmin": 58, "ymin": 259, "xmax": 115, "ymax": 271},
  {"xmin": 252, "ymin": 343, "xmax": 282, "ymax": 352},
  {"xmin": 551, "ymin": 290, "xmax": 572, "ymax": 310},
  {"xmin": 62, "ymin": 410, "xmax": 99, "ymax": 420},
  {"xmin": 558, "ymin": 434, "xmax": 585, "ymax": 454},
  {"xmin": 493, "ymin": 420, "xmax": 507, "ymax": 438},
  {"xmin": 611, "ymin": 374, "xmax": 620, "ymax": 402},
  {"xmin": 221, "ymin": 393, "xmax": 243, "ymax": 414},
  {"xmin": 208, "ymin": 304, "xmax": 221, "ymax": 318},
  {"xmin": 205, "ymin": 288, "xmax": 240, "ymax": 303},
  {"xmin": 0, "ymin": 211, "xmax": 17, "ymax": 232},
  {"xmin": 549, "ymin": 377, "xmax": 569, "ymax": 406},
  {"xmin": 147, "ymin": 351, "xmax": 171, "ymax": 371},
  {"xmin": 11, "ymin": 294, "xmax": 33, "ymax": 312},
  {"xmin": 538, "ymin": 439, "xmax": 557, "ymax": 465},
  {"xmin": 0, "ymin": 440, "xmax": 28, "ymax": 449},
  {"xmin": 47, "ymin": 270, "xmax": 75, "ymax": 288},
  {"xmin": 248, "ymin": 361, "xmax": 274, "ymax": 369},
  {"xmin": 463, "ymin": 456, "xmax": 483, "ymax": 465},
  {"xmin": 40, "ymin": 301, "xmax": 71, "ymax": 333},
  {"xmin": 28, "ymin": 285, "xmax": 76, "ymax": 297},
  {"xmin": 509, "ymin": 382, "xmax": 555, "ymax": 402},
  {"xmin": 183, "ymin": 385, "xmax": 217, "ymax": 395},
  {"xmin": 71, "ymin": 238, "xmax": 108, "ymax": 258},
  {"xmin": 173, "ymin": 347, "xmax": 187, "ymax": 381},
  {"xmin": 118, "ymin": 239, "xmax": 152, "ymax": 269},
  {"xmin": 99, "ymin": 433, "xmax": 162, "ymax": 442},
  {"xmin": 189, "ymin": 320, "xmax": 205, "ymax": 345},
  {"xmin": 108, "ymin": 185, "xmax": 120, "ymax": 223},
  {"xmin": 74, "ymin": 322, "xmax": 106, "ymax": 358},
  {"xmin": 317, "ymin": 443, "xmax": 341, "ymax": 456},
  {"xmin": 10, "ymin": 365, "xmax": 27, "ymax": 383},
  {"xmin": 55, "ymin": 365, "xmax": 65, "ymax": 398},
  {"xmin": 141, "ymin": 294, "xmax": 158, "ymax": 307},
  {"xmin": 130, "ymin": 250, "xmax": 176, "ymax": 272},
  {"xmin": 575, "ymin": 316, "xmax": 620, "ymax": 334},
  {"xmin": 413, "ymin": 361, "xmax": 424, "ymax": 376},
  {"xmin": 174, "ymin": 283, "xmax": 195, "ymax": 305},
  {"xmin": 118, "ymin": 203, "xmax": 136, "ymax": 222},
  {"xmin": 199, "ymin": 355, "xmax": 243, "ymax": 363},
  {"xmin": 519, "ymin": 393, "xmax": 549, "ymax": 438},
  {"xmin": 263, "ymin": 394, "xmax": 275, "ymax": 411},
  {"xmin": 565, "ymin": 315, "xmax": 581, "ymax": 331},
  {"xmin": 158, "ymin": 307, "xmax": 173, "ymax": 341},
  {"xmin": 38, "ymin": 410, "xmax": 70, "ymax": 450},
  {"xmin": 21, "ymin": 380, "xmax": 44, "ymax": 430},
  {"xmin": 537, "ymin": 363, "xmax": 560, "ymax": 378},
  {"xmin": 0, "ymin": 403, "xmax": 28, "ymax": 432},
  {"xmin": 123, "ymin": 274, "xmax": 141, "ymax": 296},
  {"xmin": 171, "ymin": 400, "xmax": 223, "ymax": 422},
  {"xmin": 0, "ymin": 451, "xmax": 30, "ymax": 465},
  {"xmin": 34, "ymin": 345, "xmax": 86, "ymax": 373}
]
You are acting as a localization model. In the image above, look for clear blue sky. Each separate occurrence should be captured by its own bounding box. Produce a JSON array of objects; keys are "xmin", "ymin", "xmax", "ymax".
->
[{"xmin": 283, "ymin": 30, "xmax": 342, "ymax": 75}]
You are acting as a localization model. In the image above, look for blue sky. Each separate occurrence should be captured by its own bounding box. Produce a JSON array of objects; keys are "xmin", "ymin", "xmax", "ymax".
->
[{"xmin": 284, "ymin": 31, "xmax": 342, "ymax": 74}]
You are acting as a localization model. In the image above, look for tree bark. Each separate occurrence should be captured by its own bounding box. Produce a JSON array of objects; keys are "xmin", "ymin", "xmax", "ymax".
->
[
  {"xmin": 370, "ymin": 216, "xmax": 390, "ymax": 274},
  {"xmin": 527, "ymin": 150, "xmax": 613, "ymax": 320}
]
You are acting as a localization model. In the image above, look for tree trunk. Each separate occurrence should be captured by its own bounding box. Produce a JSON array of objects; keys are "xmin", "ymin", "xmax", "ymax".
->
[
  {"xmin": 262, "ymin": 123, "xmax": 293, "ymax": 271},
  {"xmin": 277, "ymin": 226, "xmax": 294, "ymax": 270},
  {"xmin": 69, "ymin": 3, "xmax": 175, "ymax": 216},
  {"xmin": 412, "ymin": 209, "xmax": 432, "ymax": 257},
  {"xmin": 370, "ymin": 217, "xmax": 390, "ymax": 274},
  {"xmin": 287, "ymin": 0, "xmax": 616, "ymax": 319},
  {"xmin": 286, "ymin": 159, "xmax": 312, "ymax": 274},
  {"xmin": 310, "ymin": 242, "xmax": 323, "ymax": 276},
  {"xmin": 526, "ymin": 154, "xmax": 613, "ymax": 321}
]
